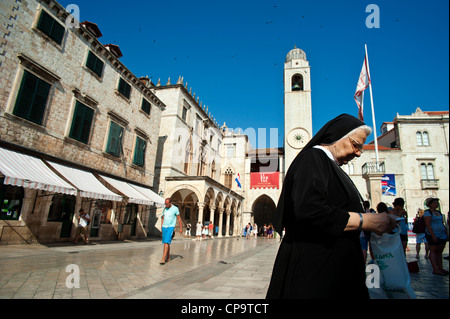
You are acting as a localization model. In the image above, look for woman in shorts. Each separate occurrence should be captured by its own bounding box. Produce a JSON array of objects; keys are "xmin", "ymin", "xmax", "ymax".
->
[{"xmin": 424, "ymin": 198, "xmax": 448, "ymax": 275}]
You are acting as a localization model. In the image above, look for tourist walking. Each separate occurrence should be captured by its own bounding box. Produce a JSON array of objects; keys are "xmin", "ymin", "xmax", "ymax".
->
[
  {"xmin": 185, "ymin": 222, "xmax": 191, "ymax": 238},
  {"xmin": 267, "ymin": 224, "xmax": 273, "ymax": 239},
  {"xmin": 160, "ymin": 198, "xmax": 183, "ymax": 265},
  {"xmin": 252, "ymin": 223, "xmax": 258, "ymax": 238},
  {"xmin": 73, "ymin": 208, "xmax": 90, "ymax": 244},
  {"xmin": 246, "ymin": 223, "xmax": 252, "ymax": 239}
]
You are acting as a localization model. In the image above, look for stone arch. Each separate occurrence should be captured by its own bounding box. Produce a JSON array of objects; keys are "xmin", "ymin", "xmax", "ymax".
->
[
  {"xmin": 165, "ymin": 184, "xmax": 202, "ymax": 226},
  {"xmin": 204, "ymin": 187, "xmax": 216, "ymax": 205},
  {"xmin": 165, "ymin": 184, "xmax": 202, "ymax": 203},
  {"xmin": 251, "ymin": 194, "xmax": 277, "ymax": 232},
  {"xmin": 203, "ymin": 187, "xmax": 216, "ymax": 223},
  {"xmin": 215, "ymin": 192, "xmax": 224, "ymax": 209}
]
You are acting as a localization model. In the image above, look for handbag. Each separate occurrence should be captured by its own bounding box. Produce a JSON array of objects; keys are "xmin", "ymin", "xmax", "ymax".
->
[
  {"xmin": 407, "ymin": 260, "xmax": 419, "ymax": 273},
  {"xmin": 412, "ymin": 216, "xmax": 425, "ymax": 233},
  {"xmin": 370, "ymin": 229, "xmax": 416, "ymax": 299}
]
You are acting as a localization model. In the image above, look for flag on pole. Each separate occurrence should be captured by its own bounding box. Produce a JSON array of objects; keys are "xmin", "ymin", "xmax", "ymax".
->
[
  {"xmin": 354, "ymin": 54, "xmax": 371, "ymax": 121},
  {"xmin": 235, "ymin": 173, "xmax": 241, "ymax": 188}
]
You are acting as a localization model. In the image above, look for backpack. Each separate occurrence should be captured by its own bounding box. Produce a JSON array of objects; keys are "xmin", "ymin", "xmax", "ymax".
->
[{"xmin": 412, "ymin": 216, "xmax": 425, "ymax": 233}]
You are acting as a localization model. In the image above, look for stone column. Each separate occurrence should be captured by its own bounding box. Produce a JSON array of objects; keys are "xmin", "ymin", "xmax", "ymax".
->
[
  {"xmin": 232, "ymin": 207, "xmax": 237, "ymax": 236},
  {"xmin": 363, "ymin": 173, "xmax": 384, "ymax": 209},
  {"xmin": 217, "ymin": 207, "xmax": 224, "ymax": 237},
  {"xmin": 19, "ymin": 188, "xmax": 36, "ymax": 224},
  {"xmin": 197, "ymin": 202, "xmax": 205, "ymax": 224},
  {"xmin": 210, "ymin": 205, "xmax": 216, "ymax": 236},
  {"xmin": 225, "ymin": 208, "xmax": 231, "ymax": 237}
]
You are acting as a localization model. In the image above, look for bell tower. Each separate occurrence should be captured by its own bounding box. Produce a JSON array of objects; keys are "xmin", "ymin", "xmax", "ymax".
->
[{"xmin": 284, "ymin": 46, "xmax": 313, "ymax": 171}]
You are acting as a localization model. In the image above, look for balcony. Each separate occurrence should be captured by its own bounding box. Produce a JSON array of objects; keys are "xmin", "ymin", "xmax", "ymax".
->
[
  {"xmin": 421, "ymin": 179, "xmax": 439, "ymax": 189},
  {"xmin": 362, "ymin": 161, "xmax": 385, "ymax": 176}
]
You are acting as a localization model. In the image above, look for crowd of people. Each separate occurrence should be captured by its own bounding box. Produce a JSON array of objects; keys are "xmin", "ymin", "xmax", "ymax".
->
[
  {"xmin": 243, "ymin": 223, "xmax": 278, "ymax": 239},
  {"xmin": 360, "ymin": 197, "xmax": 449, "ymax": 276}
]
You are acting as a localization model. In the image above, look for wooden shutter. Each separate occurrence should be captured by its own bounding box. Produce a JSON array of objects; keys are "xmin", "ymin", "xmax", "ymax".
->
[
  {"xmin": 133, "ymin": 137, "xmax": 146, "ymax": 166},
  {"xmin": 69, "ymin": 101, "xmax": 94, "ymax": 144},
  {"xmin": 106, "ymin": 122, "xmax": 123, "ymax": 157},
  {"xmin": 13, "ymin": 71, "xmax": 50, "ymax": 125}
]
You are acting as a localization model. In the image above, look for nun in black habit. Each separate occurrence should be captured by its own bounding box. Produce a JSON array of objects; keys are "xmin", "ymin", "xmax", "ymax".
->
[{"xmin": 266, "ymin": 114, "xmax": 397, "ymax": 299}]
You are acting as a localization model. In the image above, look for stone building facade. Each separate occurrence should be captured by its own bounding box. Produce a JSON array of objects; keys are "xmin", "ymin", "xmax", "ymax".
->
[
  {"xmin": 0, "ymin": 0, "xmax": 165, "ymax": 244},
  {"xmin": 152, "ymin": 81, "xmax": 245, "ymax": 237},
  {"xmin": 152, "ymin": 80, "xmax": 285, "ymax": 237},
  {"xmin": 347, "ymin": 108, "xmax": 449, "ymax": 218}
]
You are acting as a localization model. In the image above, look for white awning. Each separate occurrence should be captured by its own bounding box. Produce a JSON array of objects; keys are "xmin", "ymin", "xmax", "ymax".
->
[
  {"xmin": 99, "ymin": 175, "xmax": 156, "ymax": 205},
  {"xmin": 46, "ymin": 161, "xmax": 123, "ymax": 202},
  {"xmin": 128, "ymin": 183, "xmax": 165, "ymax": 207},
  {"xmin": 0, "ymin": 147, "xmax": 77, "ymax": 195}
]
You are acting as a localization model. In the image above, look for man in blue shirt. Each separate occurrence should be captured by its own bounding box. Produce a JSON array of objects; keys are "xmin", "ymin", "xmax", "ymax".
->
[{"xmin": 160, "ymin": 198, "xmax": 183, "ymax": 264}]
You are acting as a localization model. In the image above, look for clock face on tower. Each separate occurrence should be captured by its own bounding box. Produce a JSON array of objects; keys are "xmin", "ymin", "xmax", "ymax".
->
[{"xmin": 286, "ymin": 128, "xmax": 309, "ymax": 149}]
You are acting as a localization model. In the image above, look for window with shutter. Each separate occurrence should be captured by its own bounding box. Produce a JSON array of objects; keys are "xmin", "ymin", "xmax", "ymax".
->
[
  {"xmin": 37, "ymin": 10, "xmax": 65, "ymax": 45},
  {"xmin": 86, "ymin": 51, "xmax": 104, "ymax": 78},
  {"xmin": 133, "ymin": 136, "xmax": 146, "ymax": 167},
  {"xmin": 141, "ymin": 99, "xmax": 151, "ymax": 115},
  {"xmin": 118, "ymin": 78, "xmax": 131, "ymax": 99},
  {"xmin": 106, "ymin": 121, "xmax": 124, "ymax": 157},
  {"xmin": 69, "ymin": 101, "xmax": 94, "ymax": 144},
  {"xmin": 13, "ymin": 70, "xmax": 51, "ymax": 125}
]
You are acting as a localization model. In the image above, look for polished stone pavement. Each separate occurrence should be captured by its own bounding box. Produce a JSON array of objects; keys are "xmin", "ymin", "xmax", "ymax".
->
[{"xmin": 0, "ymin": 236, "xmax": 448, "ymax": 299}]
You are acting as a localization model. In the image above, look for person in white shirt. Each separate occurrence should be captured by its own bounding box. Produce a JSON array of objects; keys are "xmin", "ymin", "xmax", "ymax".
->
[{"xmin": 73, "ymin": 208, "xmax": 90, "ymax": 244}]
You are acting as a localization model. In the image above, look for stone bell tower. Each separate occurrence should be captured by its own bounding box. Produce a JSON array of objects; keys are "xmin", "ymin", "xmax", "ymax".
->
[{"xmin": 284, "ymin": 46, "xmax": 313, "ymax": 171}]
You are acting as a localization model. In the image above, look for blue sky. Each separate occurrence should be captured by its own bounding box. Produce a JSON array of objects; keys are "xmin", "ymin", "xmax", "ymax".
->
[{"xmin": 58, "ymin": 0, "xmax": 449, "ymax": 148}]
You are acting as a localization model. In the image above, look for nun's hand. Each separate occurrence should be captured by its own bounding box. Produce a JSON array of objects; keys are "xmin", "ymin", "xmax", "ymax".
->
[{"xmin": 363, "ymin": 213, "xmax": 398, "ymax": 236}]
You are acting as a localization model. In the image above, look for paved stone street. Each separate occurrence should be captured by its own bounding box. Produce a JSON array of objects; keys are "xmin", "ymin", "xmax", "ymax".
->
[{"xmin": 0, "ymin": 236, "xmax": 448, "ymax": 299}]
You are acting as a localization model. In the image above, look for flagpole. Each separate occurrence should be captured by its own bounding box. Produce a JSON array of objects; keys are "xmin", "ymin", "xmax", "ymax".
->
[{"xmin": 364, "ymin": 44, "xmax": 379, "ymax": 168}]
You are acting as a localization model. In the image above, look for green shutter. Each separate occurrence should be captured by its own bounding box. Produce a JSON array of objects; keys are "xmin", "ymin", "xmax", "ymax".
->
[
  {"xmin": 106, "ymin": 122, "xmax": 123, "ymax": 157},
  {"xmin": 29, "ymin": 79, "xmax": 51, "ymax": 124},
  {"xmin": 118, "ymin": 78, "xmax": 131, "ymax": 99},
  {"xmin": 69, "ymin": 103, "xmax": 83, "ymax": 140},
  {"xmin": 133, "ymin": 137, "xmax": 146, "ymax": 166},
  {"xmin": 69, "ymin": 101, "xmax": 94, "ymax": 144},
  {"xmin": 141, "ymin": 99, "xmax": 151, "ymax": 115},
  {"xmin": 13, "ymin": 71, "xmax": 36, "ymax": 119},
  {"xmin": 80, "ymin": 107, "xmax": 94, "ymax": 143},
  {"xmin": 37, "ymin": 10, "xmax": 65, "ymax": 45},
  {"xmin": 86, "ymin": 51, "xmax": 97, "ymax": 72},
  {"xmin": 51, "ymin": 21, "xmax": 65, "ymax": 44},
  {"xmin": 37, "ymin": 10, "xmax": 53, "ymax": 36},
  {"xmin": 13, "ymin": 71, "xmax": 50, "ymax": 125},
  {"xmin": 95, "ymin": 59, "xmax": 104, "ymax": 77},
  {"xmin": 86, "ymin": 51, "xmax": 104, "ymax": 77}
]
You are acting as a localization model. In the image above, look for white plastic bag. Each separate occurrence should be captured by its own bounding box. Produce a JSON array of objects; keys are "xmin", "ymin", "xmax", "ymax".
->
[{"xmin": 370, "ymin": 229, "xmax": 416, "ymax": 299}]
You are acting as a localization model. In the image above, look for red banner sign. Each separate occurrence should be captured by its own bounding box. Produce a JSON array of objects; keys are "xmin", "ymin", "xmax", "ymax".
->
[{"xmin": 250, "ymin": 172, "xmax": 279, "ymax": 189}]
